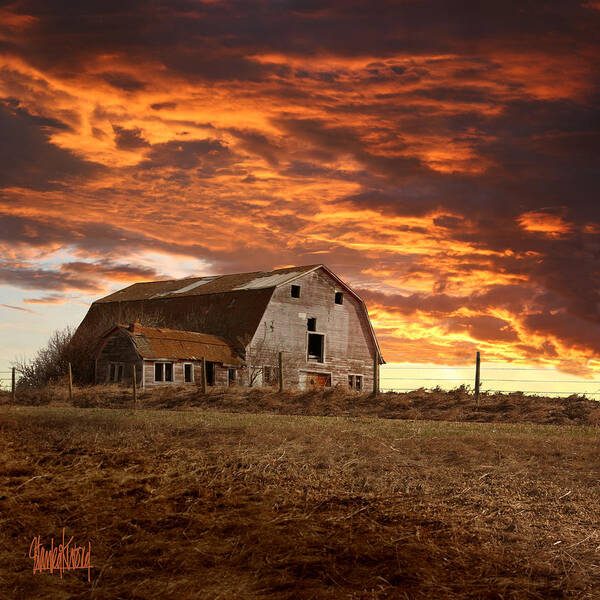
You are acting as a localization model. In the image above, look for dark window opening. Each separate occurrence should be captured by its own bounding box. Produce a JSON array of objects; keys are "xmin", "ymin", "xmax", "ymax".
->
[
  {"xmin": 206, "ymin": 362, "xmax": 215, "ymax": 386},
  {"xmin": 109, "ymin": 363, "xmax": 116, "ymax": 382},
  {"xmin": 307, "ymin": 333, "xmax": 324, "ymax": 362},
  {"xmin": 117, "ymin": 364, "xmax": 123, "ymax": 382},
  {"xmin": 335, "ymin": 291, "xmax": 343, "ymax": 304},
  {"xmin": 228, "ymin": 368, "xmax": 236, "ymax": 385},
  {"xmin": 348, "ymin": 374, "xmax": 354, "ymax": 388},
  {"xmin": 291, "ymin": 284, "xmax": 301, "ymax": 298},
  {"xmin": 184, "ymin": 363, "xmax": 193, "ymax": 383},
  {"xmin": 155, "ymin": 362, "xmax": 173, "ymax": 382},
  {"xmin": 307, "ymin": 317, "xmax": 316, "ymax": 331},
  {"xmin": 355, "ymin": 375, "xmax": 362, "ymax": 390}
]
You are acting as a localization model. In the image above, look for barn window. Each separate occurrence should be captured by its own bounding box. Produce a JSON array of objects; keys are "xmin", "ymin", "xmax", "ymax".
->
[
  {"xmin": 307, "ymin": 333, "xmax": 324, "ymax": 362},
  {"xmin": 355, "ymin": 375, "xmax": 362, "ymax": 391},
  {"xmin": 154, "ymin": 362, "xmax": 173, "ymax": 382},
  {"xmin": 109, "ymin": 363, "xmax": 115, "ymax": 382},
  {"xmin": 263, "ymin": 365, "xmax": 276, "ymax": 385},
  {"xmin": 184, "ymin": 363, "xmax": 193, "ymax": 383},
  {"xmin": 348, "ymin": 374, "xmax": 354, "ymax": 388},
  {"xmin": 291, "ymin": 284, "xmax": 301, "ymax": 298},
  {"xmin": 307, "ymin": 317, "xmax": 316, "ymax": 331},
  {"xmin": 335, "ymin": 291, "xmax": 343, "ymax": 304}
]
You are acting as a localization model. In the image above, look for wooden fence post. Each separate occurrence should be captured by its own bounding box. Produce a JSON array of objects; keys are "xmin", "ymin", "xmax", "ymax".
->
[
  {"xmin": 68, "ymin": 362, "xmax": 73, "ymax": 403},
  {"xmin": 201, "ymin": 357, "xmax": 207, "ymax": 394},
  {"xmin": 475, "ymin": 351, "xmax": 481, "ymax": 404},
  {"xmin": 373, "ymin": 354, "xmax": 379, "ymax": 395},
  {"xmin": 11, "ymin": 367, "xmax": 15, "ymax": 403},
  {"xmin": 132, "ymin": 363, "xmax": 137, "ymax": 408},
  {"xmin": 278, "ymin": 351, "xmax": 284, "ymax": 392}
]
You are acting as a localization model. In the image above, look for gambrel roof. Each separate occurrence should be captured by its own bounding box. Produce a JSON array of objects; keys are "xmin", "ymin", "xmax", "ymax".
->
[
  {"xmin": 96, "ymin": 264, "xmax": 321, "ymax": 303},
  {"xmin": 77, "ymin": 264, "xmax": 384, "ymax": 363}
]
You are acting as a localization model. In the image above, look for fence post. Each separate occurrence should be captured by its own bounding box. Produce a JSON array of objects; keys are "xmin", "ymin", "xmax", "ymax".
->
[
  {"xmin": 201, "ymin": 357, "xmax": 207, "ymax": 394},
  {"xmin": 68, "ymin": 362, "xmax": 73, "ymax": 403},
  {"xmin": 373, "ymin": 354, "xmax": 379, "ymax": 395},
  {"xmin": 11, "ymin": 367, "xmax": 15, "ymax": 403},
  {"xmin": 278, "ymin": 351, "xmax": 284, "ymax": 392},
  {"xmin": 132, "ymin": 363, "xmax": 137, "ymax": 408},
  {"xmin": 474, "ymin": 351, "xmax": 481, "ymax": 404}
]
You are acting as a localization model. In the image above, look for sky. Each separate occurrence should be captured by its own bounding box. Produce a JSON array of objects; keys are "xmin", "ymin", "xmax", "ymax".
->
[{"xmin": 0, "ymin": 1, "xmax": 599, "ymax": 393}]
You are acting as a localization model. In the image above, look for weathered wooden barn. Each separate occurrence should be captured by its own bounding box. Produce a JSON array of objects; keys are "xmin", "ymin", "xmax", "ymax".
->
[{"xmin": 76, "ymin": 264, "xmax": 384, "ymax": 390}]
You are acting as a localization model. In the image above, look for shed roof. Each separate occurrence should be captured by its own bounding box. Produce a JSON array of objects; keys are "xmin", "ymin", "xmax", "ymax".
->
[
  {"xmin": 101, "ymin": 324, "xmax": 243, "ymax": 365},
  {"xmin": 96, "ymin": 264, "xmax": 321, "ymax": 303}
]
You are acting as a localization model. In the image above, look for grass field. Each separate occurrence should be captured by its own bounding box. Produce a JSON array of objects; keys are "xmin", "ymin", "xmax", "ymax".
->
[{"xmin": 0, "ymin": 406, "xmax": 599, "ymax": 599}]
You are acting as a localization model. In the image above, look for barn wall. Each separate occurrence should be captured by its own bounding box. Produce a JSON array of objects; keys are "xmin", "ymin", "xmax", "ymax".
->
[
  {"xmin": 142, "ymin": 359, "xmax": 240, "ymax": 388},
  {"xmin": 73, "ymin": 288, "xmax": 273, "ymax": 381},
  {"xmin": 247, "ymin": 268, "xmax": 376, "ymax": 390}
]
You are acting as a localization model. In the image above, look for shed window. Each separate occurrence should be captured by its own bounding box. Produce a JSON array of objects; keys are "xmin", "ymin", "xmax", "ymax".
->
[
  {"xmin": 335, "ymin": 291, "xmax": 343, "ymax": 304},
  {"xmin": 154, "ymin": 362, "xmax": 173, "ymax": 383},
  {"xmin": 184, "ymin": 363, "xmax": 193, "ymax": 383},
  {"xmin": 291, "ymin": 284, "xmax": 301, "ymax": 298},
  {"xmin": 307, "ymin": 333, "xmax": 324, "ymax": 362},
  {"xmin": 307, "ymin": 317, "xmax": 316, "ymax": 331},
  {"xmin": 355, "ymin": 375, "xmax": 362, "ymax": 391},
  {"xmin": 108, "ymin": 363, "xmax": 123, "ymax": 383},
  {"xmin": 348, "ymin": 374, "xmax": 354, "ymax": 388},
  {"xmin": 228, "ymin": 368, "xmax": 236, "ymax": 385}
]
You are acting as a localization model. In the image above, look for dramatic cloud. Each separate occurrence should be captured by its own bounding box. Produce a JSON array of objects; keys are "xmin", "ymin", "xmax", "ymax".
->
[{"xmin": 0, "ymin": 1, "xmax": 598, "ymax": 369}]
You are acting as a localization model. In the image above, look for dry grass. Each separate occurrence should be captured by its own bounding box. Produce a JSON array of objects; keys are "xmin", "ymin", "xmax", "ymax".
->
[
  {"xmin": 0, "ymin": 406, "xmax": 599, "ymax": 598},
  {"xmin": 3, "ymin": 383, "xmax": 600, "ymax": 426}
]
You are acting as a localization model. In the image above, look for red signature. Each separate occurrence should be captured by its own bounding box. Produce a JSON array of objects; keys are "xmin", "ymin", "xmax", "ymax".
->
[{"xmin": 28, "ymin": 528, "xmax": 94, "ymax": 581}]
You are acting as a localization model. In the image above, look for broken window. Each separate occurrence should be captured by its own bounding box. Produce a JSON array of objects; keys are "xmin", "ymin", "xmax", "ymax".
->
[
  {"xmin": 184, "ymin": 363, "xmax": 193, "ymax": 383},
  {"xmin": 291, "ymin": 284, "xmax": 301, "ymax": 298},
  {"xmin": 263, "ymin": 365, "xmax": 277, "ymax": 385},
  {"xmin": 307, "ymin": 317, "xmax": 316, "ymax": 331},
  {"xmin": 335, "ymin": 291, "xmax": 343, "ymax": 304},
  {"xmin": 228, "ymin": 368, "xmax": 236, "ymax": 385},
  {"xmin": 348, "ymin": 374, "xmax": 354, "ymax": 388},
  {"xmin": 355, "ymin": 375, "xmax": 362, "ymax": 390},
  {"xmin": 154, "ymin": 362, "xmax": 173, "ymax": 382},
  {"xmin": 307, "ymin": 333, "xmax": 324, "ymax": 362}
]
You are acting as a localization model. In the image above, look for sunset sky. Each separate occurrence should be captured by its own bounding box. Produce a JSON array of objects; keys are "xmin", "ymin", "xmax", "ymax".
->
[{"xmin": 1, "ymin": 2, "xmax": 599, "ymax": 393}]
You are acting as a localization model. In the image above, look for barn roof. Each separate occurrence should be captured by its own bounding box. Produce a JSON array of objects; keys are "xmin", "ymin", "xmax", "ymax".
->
[
  {"xmin": 99, "ymin": 324, "xmax": 243, "ymax": 365},
  {"xmin": 95, "ymin": 264, "xmax": 321, "ymax": 303}
]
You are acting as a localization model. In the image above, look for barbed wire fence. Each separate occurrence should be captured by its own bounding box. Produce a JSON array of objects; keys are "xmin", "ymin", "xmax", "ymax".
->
[{"xmin": 379, "ymin": 354, "xmax": 600, "ymax": 399}]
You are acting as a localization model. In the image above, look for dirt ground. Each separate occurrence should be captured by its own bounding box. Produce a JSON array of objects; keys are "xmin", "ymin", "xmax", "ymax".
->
[{"xmin": 1, "ymin": 406, "xmax": 599, "ymax": 599}]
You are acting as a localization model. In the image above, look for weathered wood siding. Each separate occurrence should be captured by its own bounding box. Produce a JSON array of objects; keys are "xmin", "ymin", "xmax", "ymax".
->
[
  {"xmin": 95, "ymin": 331, "xmax": 142, "ymax": 386},
  {"xmin": 141, "ymin": 359, "xmax": 240, "ymax": 388},
  {"xmin": 247, "ymin": 268, "xmax": 376, "ymax": 390}
]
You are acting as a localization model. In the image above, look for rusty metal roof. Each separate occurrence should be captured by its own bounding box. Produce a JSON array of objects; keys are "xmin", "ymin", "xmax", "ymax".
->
[
  {"xmin": 119, "ymin": 324, "xmax": 243, "ymax": 364},
  {"xmin": 96, "ymin": 264, "xmax": 321, "ymax": 303}
]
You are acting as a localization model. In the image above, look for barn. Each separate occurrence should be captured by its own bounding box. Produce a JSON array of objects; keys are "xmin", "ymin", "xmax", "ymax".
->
[{"xmin": 76, "ymin": 264, "xmax": 384, "ymax": 390}]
